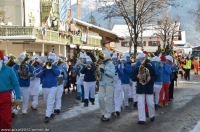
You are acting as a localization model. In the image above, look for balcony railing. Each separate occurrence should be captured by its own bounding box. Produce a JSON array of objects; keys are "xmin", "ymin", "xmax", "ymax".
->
[{"xmin": 0, "ymin": 26, "xmax": 101, "ymax": 47}]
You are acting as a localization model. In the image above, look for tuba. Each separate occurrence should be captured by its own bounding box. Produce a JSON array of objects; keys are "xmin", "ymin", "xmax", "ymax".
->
[
  {"xmin": 19, "ymin": 53, "xmax": 31, "ymax": 80},
  {"xmin": 138, "ymin": 55, "xmax": 150, "ymax": 85},
  {"xmin": 6, "ymin": 55, "xmax": 20, "ymax": 67},
  {"xmin": 95, "ymin": 51, "xmax": 106, "ymax": 81}
]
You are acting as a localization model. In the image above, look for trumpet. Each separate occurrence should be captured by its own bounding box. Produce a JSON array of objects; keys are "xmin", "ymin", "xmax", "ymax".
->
[{"xmin": 86, "ymin": 64, "xmax": 91, "ymax": 70}]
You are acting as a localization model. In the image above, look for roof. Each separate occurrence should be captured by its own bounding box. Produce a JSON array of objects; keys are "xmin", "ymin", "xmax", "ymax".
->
[
  {"xmin": 173, "ymin": 31, "xmax": 186, "ymax": 45},
  {"xmin": 73, "ymin": 18, "xmax": 124, "ymax": 40}
]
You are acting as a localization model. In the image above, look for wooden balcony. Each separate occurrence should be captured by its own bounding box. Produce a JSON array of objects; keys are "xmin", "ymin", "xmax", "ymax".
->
[{"xmin": 0, "ymin": 26, "xmax": 101, "ymax": 47}]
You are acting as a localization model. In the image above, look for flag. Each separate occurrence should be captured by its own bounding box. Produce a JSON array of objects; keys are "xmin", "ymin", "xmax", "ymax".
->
[{"xmin": 60, "ymin": 0, "xmax": 70, "ymax": 21}]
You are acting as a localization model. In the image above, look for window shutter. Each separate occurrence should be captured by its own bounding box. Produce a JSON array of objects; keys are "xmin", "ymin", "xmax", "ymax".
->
[
  {"xmin": 157, "ymin": 41, "xmax": 160, "ymax": 46},
  {"xmin": 121, "ymin": 42, "xmax": 124, "ymax": 47},
  {"xmin": 148, "ymin": 41, "xmax": 152, "ymax": 46},
  {"xmin": 143, "ymin": 41, "xmax": 146, "ymax": 46}
]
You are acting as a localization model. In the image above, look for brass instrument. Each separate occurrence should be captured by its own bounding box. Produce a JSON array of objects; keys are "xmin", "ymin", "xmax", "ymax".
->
[
  {"xmin": 19, "ymin": 53, "xmax": 31, "ymax": 80},
  {"xmin": 138, "ymin": 55, "xmax": 150, "ymax": 85},
  {"xmin": 6, "ymin": 54, "xmax": 20, "ymax": 67},
  {"xmin": 45, "ymin": 62, "xmax": 53, "ymax": 69},
  {"xmin": 31, "ymin": 58, "xmax": 40, "ymax": 66},
  {"xmin": 56, "ymin": 58, "xmax": 64, "ymax": 66},
  {"xmin": 86, "ymin": 64, "xmax": 91, "ymax": 70},
  {"xmin": 161, "ymin": 48, "xmax": 165, "ymax": 53},
  {"xmin": 95, "ymin": 51, "xmax": 106, "ymax": 81}
]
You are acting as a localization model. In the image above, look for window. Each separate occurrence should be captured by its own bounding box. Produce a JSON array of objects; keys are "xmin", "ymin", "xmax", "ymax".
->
[
  {"xmin": 121, "ymin": 41, "xmax": 130, "ymax": 47},
  {"xmin": 138, "ymin": 41, "xmax": 146, "ymax": 46},
  {"xmin": 148, "ymin": 41, "xmax": 160, "ymax": 46}
]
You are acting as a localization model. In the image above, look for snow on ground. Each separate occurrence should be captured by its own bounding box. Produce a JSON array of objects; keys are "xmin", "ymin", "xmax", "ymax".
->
[{"xmin": 190, "ymin": 121, "xmax": 200, "ymax": 132}]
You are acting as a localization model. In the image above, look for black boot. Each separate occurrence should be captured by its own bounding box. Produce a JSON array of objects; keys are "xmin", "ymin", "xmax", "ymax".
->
[
  {"xmin": 155, "ymin": 104, "xmax": 158, "ymax": 110},
  {"xmin": 44, "ymin": 117, "xmax": 50, "ymax": 123},
  {"xmin": 133, "ymin": 102, "xmax": 138, "ymax": 107},
  {"xmin": 84, "ymin": 99, "xmax": 88, "ymax": 107}
]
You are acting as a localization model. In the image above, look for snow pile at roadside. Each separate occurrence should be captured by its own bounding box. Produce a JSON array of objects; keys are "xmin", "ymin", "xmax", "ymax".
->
[{"xmin": 190, "ymin": 121, "xmax": 200, "ymax": 132}]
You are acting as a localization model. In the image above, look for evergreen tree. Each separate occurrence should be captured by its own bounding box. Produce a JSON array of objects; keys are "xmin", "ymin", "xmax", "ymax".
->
[
  {"xmin": 73, "ymin": 45, "xmax": 81, "ymax": 63},
  {"xmin": 89, "ymin": 15, "xmax": 98, "ymax": 26}
]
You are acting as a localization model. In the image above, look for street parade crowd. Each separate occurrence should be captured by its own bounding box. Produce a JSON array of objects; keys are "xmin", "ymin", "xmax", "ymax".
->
[{"xmin": 0, "ymin": 47, "xmax": 198, "ymax": 131}]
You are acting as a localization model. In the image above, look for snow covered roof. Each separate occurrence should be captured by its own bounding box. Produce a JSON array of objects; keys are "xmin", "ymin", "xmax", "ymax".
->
[
  {"xmin": 173, "ymin": 31, "xmax": 186, "ymax": 45},
  {"xmin": 73, "ymin": 18, "xmax": 124, "ymax": 39},
  {"xmin": 112, "ymin": 25, "xmax": 160, "ymax": 39}
]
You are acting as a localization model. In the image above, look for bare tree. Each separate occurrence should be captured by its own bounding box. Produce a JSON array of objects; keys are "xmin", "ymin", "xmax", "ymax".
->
[
  {"xmin": 98, "ymin": 0, "xmax": 177, "ymax": 58},
  {"xmin": 190, "ymin": 4, "xmax": 200, "ymax": 31}
]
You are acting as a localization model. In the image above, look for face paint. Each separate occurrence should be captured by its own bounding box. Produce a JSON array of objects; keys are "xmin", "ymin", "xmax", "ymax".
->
[
  {"xmin": 122, "ymin": 60, "xmax": 126, "ymax": 64},
  {"xmin": 0, "ymin": 60, "xmax": 3, "ymax": 71},
  {"xmin": 112, "ymin": 58, "xmax": 118, "ymax": 65},
  {"xmin": 126, "ymin": 56, "xmax": 130, "ymax": 62},
  {"xmin": 83, "ymin": 58, "xmax": 86, "ymax": 64}
]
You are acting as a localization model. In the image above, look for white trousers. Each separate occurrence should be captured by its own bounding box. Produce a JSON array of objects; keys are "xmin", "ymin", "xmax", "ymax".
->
[
  {"xmin": 129, "ymin": 79, "xmax": 133, "ymax": 98},
  {"xmin": 29, "ymin": 78, "xmax": 40, "ymax": 107},
  {"xmin": 132, "ymin": 82, "xmax": 138, "ymax": 102},
  {"xmin": 43, "ymin": 87, "xmax": 57, "ymax": 117},
  {"xmin": 154, "ymin": 84, "xmax": 162, "ymax": 104},
  {"xmin": 20, "ymin": 87, "xmax": 30, "ymax": 112},
  {"xmin": 76, "ymin": 76, "xmax": 81, "ymax": 93},
  {"xmin": 112, "ymin": 81, "xmax": 122, "ymax": 112},
  {"xmin": 138, "ymin": 94, "xmax": 155, "ymax": 121},
  {"xmin": 122, "ymin": 84, "xmax": 130, "ymax": 106},
  {"xmin": 98, "ymin": 85, "xmax": 114, "ymax": 118},
  {"xmin": 83, "ymin": 81, "xmax": 96, "ymax": 99},
  {"xmin": 54, "ymin": 84, "xmax": 64, "ymax": 110}
]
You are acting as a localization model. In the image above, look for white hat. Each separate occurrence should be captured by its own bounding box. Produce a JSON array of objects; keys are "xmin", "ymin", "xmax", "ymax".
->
[
  {"xmin": 82, "ymin": 53, "xmax": 87, "ymax": 59},
  {"xmin": 166, "ymin": 55, "xmax": 173, "ymax": 61},
  {"xmin": 152, "ymin": 56, "xmax": 160, "ymax": 62},
  {"xmin": 4, "ymin": 56, "xmax": 8, "ymax": 63},
  {"xmin": 86, "ymin": 56, "xmax": 92, "ymax": 62},
  {"xmin": 31, "ymin": 54, "xmax": 39, "ymax": 60},
  {"xmin": 79, "ymin": 52, "xmax": 83, "ymax": 58},
  {"xmin": 136, "ymin": 53, "xmax": 146, "ymax": 59},
  {"xmin": 112, "ymin": 52, "xmax": 118, "ymax": 58},
  {"xmin": 101, "ymin": 49, "xmax": 111, "ymax": 59},
  {"xmin": 59, "ymin": 54, "xmax": 63, "ymax": 57},
  {"xmin": 48, "ymin": 52, "xmax": 57, "ymax": 61},
  {"xmin": 125, "ymin": 52, "xmax": 130, "ymax": 57},
  {"xmin": 20, "ymin": 52, "xmax": 25, "ymax": 59},
  {"xmin": 121, "ymin": 56, "xmax": 126, "ymax": 61}
]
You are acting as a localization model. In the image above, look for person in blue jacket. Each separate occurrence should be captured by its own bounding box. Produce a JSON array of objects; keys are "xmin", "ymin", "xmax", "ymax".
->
[
  {"xmin": 54, "ymin": 57, "xmax": 68, "ymax": 114},
  {"xmin": 132, "ymin": 53, "xmax": 157, "ymax": 124},
  {"xmin": 29, "ymin": 54, "xmax": 41, "ymax": 110},
  {"xmin": 80, "ymin": 56, "xmax": 96, "ymax": 107},
  {"xmin": 37, "ymin": 52, "xmax": 60, "ymax": 123},
  {"xmin": 121, "ymin": 55, "xmax": 132, "ymax": 107},
  {"xmin": 151, "ymin": 56, "xmax": 163, "ymax": 110},
  {"xmin": 111, "ymin": 52, "xmax": 123, "ymax": 116},
  {"xmin": 13, "ymin": 52, "xmax": 34, "ymax": 114},
  {"xmin": 98, "ymin": 49, "xmax": 115, "ymax": 121},
  {"xmin": 158, "ymin": 55, "xmax": 172, "ymax": 107},
  {"xmin": 0, "ymin": 51, "xmax": 21, "ymax": 129}
]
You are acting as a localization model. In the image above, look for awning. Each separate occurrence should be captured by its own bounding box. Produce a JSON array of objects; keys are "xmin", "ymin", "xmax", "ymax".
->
[{"xmin": 111, "ymin": 48, "xmax": 124, "ymax": 54}]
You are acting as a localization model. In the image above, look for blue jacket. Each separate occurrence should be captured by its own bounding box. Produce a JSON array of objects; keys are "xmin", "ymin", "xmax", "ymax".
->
[
  {"xmin": 154, "ymin": 63, "xmax": 163, "ymax": 85},
  {"xmin": 38, "ymin": 65, "xmax": 60, "ymax": 88},
  {"xmin": 116, "ymin": 64, "xmax": 123, "ymax": 80},
  {"xmin": 33, "ymin": 64, "xmax": 41, "ymax": 78},
  {"xmin": 80, "ymin": 64, "xmax": 96, "ymax": 82},
  {"xmin": 99, "ymin": 61, "xmax": 115, "ymax": 86},
  {"xmin": 58, "ymin": 65, "xmax": 68, "ymax": 80},
  {"xmin": 13, "ymin": 63, "xmax": 34, "ymax": 87},
  {"xmin": 121, "ymin": 63, "xmax": 132, "ymax": 84},
  {"xmin": 162, "ymin": 63, "xmax": 172, "ymax": 83},
  {"xmin": 0, "ymin": 63, "xmax": 21, "ymax": 99}
]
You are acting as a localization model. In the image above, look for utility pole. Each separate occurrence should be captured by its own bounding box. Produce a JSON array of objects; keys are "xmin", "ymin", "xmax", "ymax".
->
[{"xmin": 23, "ymin": 0, "xmax": 26, "ymax": 27}]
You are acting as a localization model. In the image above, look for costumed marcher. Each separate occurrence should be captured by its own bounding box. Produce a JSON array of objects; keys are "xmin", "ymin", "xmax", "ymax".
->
[
  {"xmin": 166, "ymin": 55, "xmax": 178, "ymax": 101},
  {"xmin": 74, "ymin": 58, "xmax": 82, "ymax": 100},
  {"xmin": 13, "ymin": 52, "xmax": 34, "ymax": 114},
  {"xmin": 59, "ymin": 54, "xmax": 68, "ymax": 94},
  {"xmin": 29, "ymin": 54, "xmax": 41, "ymax": 110},
  {"xmin": 54, "ymin": 57, "xmax": 67, "ymax": 114},
  {"xmin": 158, "ymin": 55, "xmax": 172, "ymax": 107},
  {"xmin": 151, "ymin": 56, "xmax": 163, "ymax": 110},
  {"xmin": 80, "ymin": 56, "xmax": 96, "ymax": 107},
  {"xmin": 65, "ymin": 60, "xmax": 73, "ymax": 93},
  {"xmin": 111, "ymin": 52, "xmax": 123, "ymax": 116},
  {"xmin": 76, "ymin": 53, "xmax": 87, "ymax": 102},
  {"xmin": 37, "ymin": 52, "xmax": 60, "ymax": 123},
  {"xmin": 183, "ymin": 56, "xmax": 191, "ymax": 80},
  {"xmin": 98, "ymin": 49, "xmax": 115, "ymax": 121},
  {"xmin": 193, "ymin": 58, "xmax": 199, "ymax": 74},
  {"xmin": 132, "ymin": 53, "xmax": 156, "ymax": 124},
  {"xmin": 0, "ymin": 51, "xmax": 21, "ymax": 130},
  {"xmin": 121, "ymin": 55, "xmax": 132, "ymax": 107},
  {"xmin": 124, "ymin": 52, "xmax": 133, "ymax": 102}
]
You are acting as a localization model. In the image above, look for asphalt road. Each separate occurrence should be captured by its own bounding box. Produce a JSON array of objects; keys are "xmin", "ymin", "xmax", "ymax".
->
[{"xmin": 12, "ymin": 72, "xmax": 200, "ymax": 132}]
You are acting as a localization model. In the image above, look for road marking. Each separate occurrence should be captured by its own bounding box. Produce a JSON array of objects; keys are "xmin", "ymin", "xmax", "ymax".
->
[{"xmin": 178, "ymin": 81, "xmax": 200, "ymax": 84}]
